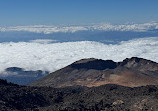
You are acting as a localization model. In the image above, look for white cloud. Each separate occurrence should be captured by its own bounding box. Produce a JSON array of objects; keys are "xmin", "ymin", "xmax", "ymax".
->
[
  {"xmin": 29, "ymin": 39, "xmax": 57, "ymax": 44},
  {"xmin": 0, "ymin": 25, "xmax": 88, "ymax": 34},
  {"xmin": 0, "ymin": 71, "xmax": 18, "ymax": 77},
  {"xmin": 0, "ymin": 37, "xmax": 157, "ymax": 76},
  {"xmin": 0, "ymin": 22, "xmax": 158, "ymax": 34}
]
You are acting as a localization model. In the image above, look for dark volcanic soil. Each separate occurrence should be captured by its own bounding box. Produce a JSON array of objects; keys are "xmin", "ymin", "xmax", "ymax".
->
[{"xmin": 0, "ymin": 79, "xmax": 158, "ymax": 111}]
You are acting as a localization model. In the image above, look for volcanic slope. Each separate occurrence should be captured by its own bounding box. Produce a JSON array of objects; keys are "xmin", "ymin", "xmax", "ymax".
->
[
  {"xmin": 1, "ymin": 79, "xmax": 158, "ymax": 111},
  {"xmin": 30, "ymin": 57, "xmax": 158, "ymax": 88}
]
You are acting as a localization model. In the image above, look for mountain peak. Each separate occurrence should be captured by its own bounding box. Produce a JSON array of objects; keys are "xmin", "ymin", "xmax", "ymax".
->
[
  {"xmin": 121, "ymin": 57, "xmax": 157, "ymax": 64},
  {"xmin": 30, "ymin": 57, "xmax": 158, "ymax": 88},
  {"xmin": 5, "ymin": 67, "xmax": 23, "ymax": 72},
  {"xmin": 120, "ymin": 57, "xmax": 158, "ymax": 72},
  {"xmin": 73, "ymin": 58, "xmax": 97, "ymax": 64},
  {"xmin": 71, "ymin": 58, "xmax": 117, "ymax": 70}
]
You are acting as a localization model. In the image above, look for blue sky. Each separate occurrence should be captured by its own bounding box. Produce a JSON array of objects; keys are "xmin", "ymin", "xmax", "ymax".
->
[{"xmin": 0, "ymin": 0, "xmax": 158, "ymax": 26}]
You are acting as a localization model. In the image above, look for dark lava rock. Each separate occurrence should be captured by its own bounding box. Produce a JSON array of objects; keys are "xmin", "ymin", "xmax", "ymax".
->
[{"xmin": 1, "ymin": 79, "xmax": 158, "ymax": 110}]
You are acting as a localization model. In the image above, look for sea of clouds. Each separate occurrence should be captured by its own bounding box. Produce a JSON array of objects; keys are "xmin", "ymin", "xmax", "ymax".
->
[
  {"xmin": 0, "ymin": 37, "xmax": 157, "ymax": 76},
  {"xmin": 0, "ymin": 22, "xmax": 158, "ymax": 34}
]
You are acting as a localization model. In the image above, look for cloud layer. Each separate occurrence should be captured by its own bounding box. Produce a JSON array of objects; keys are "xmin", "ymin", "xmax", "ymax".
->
[
  {"xmin": 0, "ymin": 22, "xmax": 158, "ymax": 34},
  {"xmin": 0, "ymin": 37, "xmax": 157, "ymax": 75}
]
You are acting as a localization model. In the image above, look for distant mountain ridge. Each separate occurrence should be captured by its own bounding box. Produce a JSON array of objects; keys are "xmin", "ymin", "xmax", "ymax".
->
[
  {"xmin": 0, "ymin": 67, "xmax": 49, "ymax": 85},
  {"xmin": 30, "ymin": 57, "xmax": 158, "ymax": 87}
]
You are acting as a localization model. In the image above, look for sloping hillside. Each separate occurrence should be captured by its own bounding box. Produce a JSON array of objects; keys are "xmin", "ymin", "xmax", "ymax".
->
[{"xmin": 30, "ymin": 57, "xmax": 158, "ymax": 87}]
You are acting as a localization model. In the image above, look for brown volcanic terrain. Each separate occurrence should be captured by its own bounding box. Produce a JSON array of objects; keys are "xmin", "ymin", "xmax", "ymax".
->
[{"xmin": 30, "ymin": 57, "xmax": 158, "ymax": 88}]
